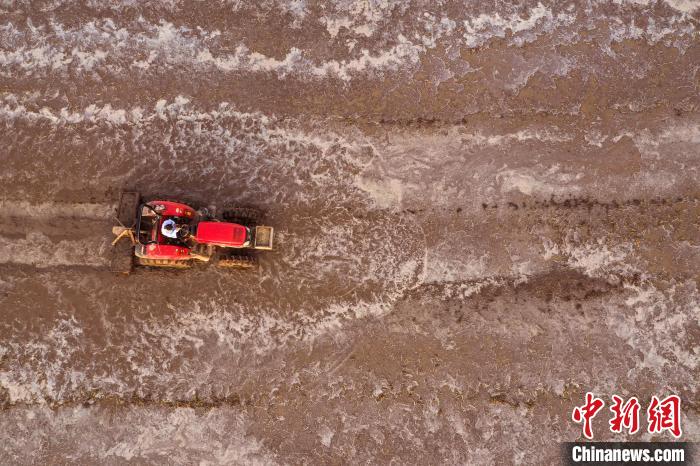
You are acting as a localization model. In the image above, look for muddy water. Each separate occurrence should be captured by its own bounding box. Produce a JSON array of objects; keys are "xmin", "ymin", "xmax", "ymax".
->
[{"xmin": 1, "ymin": 1, "xmax": 699, "ymax": 464}]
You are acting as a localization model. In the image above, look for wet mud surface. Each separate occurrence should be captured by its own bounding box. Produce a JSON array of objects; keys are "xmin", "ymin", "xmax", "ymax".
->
[{"xmin": 1, "ymin": 1, "xmax": 699, "ymax": 464}]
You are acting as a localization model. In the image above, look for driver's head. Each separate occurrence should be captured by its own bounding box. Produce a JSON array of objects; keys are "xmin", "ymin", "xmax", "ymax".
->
[{"xmin": 164, "ymin": 222, "xmax": 174, "ymax": 231}]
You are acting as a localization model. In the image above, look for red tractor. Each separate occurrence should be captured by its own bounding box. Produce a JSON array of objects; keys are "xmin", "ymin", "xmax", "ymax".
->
[{"xmin": 110, "ymin": 192, "xmax": 273, "ymax": 273}]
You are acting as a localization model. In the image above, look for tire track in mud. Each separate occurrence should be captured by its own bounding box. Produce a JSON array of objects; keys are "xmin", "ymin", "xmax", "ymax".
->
[
  {"xmin": 425, "ymin": 196, "xmax": 699, "ymax": 288},
  {"xmin": 0, "ymin": 200, "xmax": 115, "ymax": 268},
  {"xmin": 478, "ymin": 194, "xmax": 699, "ymax": 212}
]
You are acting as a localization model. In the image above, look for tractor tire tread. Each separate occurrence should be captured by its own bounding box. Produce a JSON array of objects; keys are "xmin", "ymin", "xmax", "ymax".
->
[
  {"xmin": 136, "ymin": 257, "xmax": 193, "ymax": 269},
  {"xmin": 217, "ymin": 255, "xmax": 257, "ymax": 269}
]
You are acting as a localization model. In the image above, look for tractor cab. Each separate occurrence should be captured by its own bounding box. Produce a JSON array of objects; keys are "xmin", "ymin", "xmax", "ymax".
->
[{"xmin": 134, "ymin": 201, "xmax": 198, "ymax": 258}]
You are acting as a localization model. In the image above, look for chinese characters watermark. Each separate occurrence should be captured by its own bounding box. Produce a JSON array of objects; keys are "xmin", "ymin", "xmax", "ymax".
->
[{"xmin": 571, "ymin": 393, "xmax": 682, "ymax": 439}]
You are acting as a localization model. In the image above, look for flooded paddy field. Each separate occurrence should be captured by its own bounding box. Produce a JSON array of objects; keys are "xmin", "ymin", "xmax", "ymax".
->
[{"xmin": 0, "ymin": 0, "xmax": 699, "ymax": 463}]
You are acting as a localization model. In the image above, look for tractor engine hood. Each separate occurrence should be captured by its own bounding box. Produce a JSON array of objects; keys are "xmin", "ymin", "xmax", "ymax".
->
[{"xmin": 195, "ymin": 221, "xmax": 248, "ymax": 247}]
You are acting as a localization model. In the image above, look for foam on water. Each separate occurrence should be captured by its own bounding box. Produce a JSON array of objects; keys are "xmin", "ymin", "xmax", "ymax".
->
[
  {"xmin": 461, "ymin": 3, "xmax": 577, "ymax": 48},
  {"xmin": 497, "ymin": 167, "xmax": 583, "ymax": 197},
  {"xmin": 0, "ymin": 232, "xmax": 109, "ymax": 268},
  {"xmin": 0, "ymin": 18, "xmax": 427, "ymax": 81},
  {"xmin": 609, "ymin": 280, "xmax": 700, "ymax": 393},
  {"xmin": 542, "ymin": 237, "xmax": 636, "ymax": 279},
  {"xmin": 0, "ymin": 317, "xmax": 85, "ymax": 403},
  {"xmin": 423, "ymin": 248, "xmax": 488, "ymax": 285},
  {"xmin": 0, "ymin": 200, "xmax": 114, "ymax": 219},
  {"xmin": 0, "ymin": 405, "xmax": 278, "ymax": 464},
  {"xmin": 611, "ymin": 0, "xmax": 700, "ymax": 14},
  {"xmin": 195, "ymin": 38, "xmax": 424, "ymax": 80},
  {"xmin": 0, "ymin": 93, "xmax": 265, "ymax": 126},
  {"xmin": 1, "ymin": 93, "xmax": 380, "ymax": 210},
  {"xmin": 633, "ymin": 121, "xmax": 700, "ymax": 154},
  {"xmin": 0, "ymin": 3, "xmax": 695, "ymax": 84},
  {"xmin": 355, "ymin": 125, "xmax": 575, "ymax": 210},
  {"xmin": 462, "ymin": 128, "xmax": 573, "ymax": 147}
]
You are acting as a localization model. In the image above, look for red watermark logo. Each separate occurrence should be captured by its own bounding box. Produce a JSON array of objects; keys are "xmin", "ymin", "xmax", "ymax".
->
[
  {"xmin": 609, "ymin": 395, "xmax": 641, "ymax": 435},
  {"xmin": 571, "ymin": 393, "xmax": 682, "ymax": 440}
]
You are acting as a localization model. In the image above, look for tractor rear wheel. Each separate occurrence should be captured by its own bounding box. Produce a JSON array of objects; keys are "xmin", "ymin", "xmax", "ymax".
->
[
  {"xmin": 136, "ymin": 257, "xmax": 193, "ymax": 269},
  {"xmin": 217, "ymin": 255, "xmax": 257, "ymax": 269},
  {"xmin": 221, "ymin": 207, "xmax": 262, "ymax": 225}
]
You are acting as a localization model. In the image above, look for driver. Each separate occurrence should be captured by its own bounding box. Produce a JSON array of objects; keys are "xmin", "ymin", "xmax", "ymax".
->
[
  {"xmin": 161, "ymin": 219, "xmax": 180, "ymax": 239},
  {"xmin": 161, "ymin": 219, "xmax": 191, "ymax": 241}
]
